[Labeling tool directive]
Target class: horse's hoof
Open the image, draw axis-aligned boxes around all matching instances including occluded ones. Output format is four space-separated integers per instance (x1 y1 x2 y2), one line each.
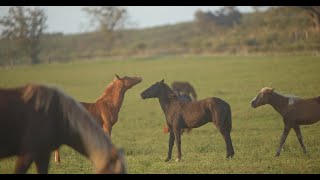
175 158 181 162
226 154 234 159
274 153 280 157
165 158 170 162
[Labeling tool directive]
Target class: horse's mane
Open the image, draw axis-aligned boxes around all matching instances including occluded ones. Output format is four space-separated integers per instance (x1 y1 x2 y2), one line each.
163 83 179 100
21 83 112 161
260 86 301 102
95 80 115 102
22 84 56 113
260 87 274 93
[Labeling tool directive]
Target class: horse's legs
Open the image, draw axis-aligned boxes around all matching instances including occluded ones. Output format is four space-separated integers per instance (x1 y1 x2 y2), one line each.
173 126 182 162
220 130 234 158
14 154 33 174
35 152 51 174
275 126 291 157
165 129 175 162
54 149 60 164
293 125 307 154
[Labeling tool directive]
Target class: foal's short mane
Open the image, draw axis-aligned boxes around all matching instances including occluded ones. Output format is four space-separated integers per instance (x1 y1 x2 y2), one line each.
95 80 115 102
260 86 301 103
163 83 179 100
260 87 274 93
21 84 112 158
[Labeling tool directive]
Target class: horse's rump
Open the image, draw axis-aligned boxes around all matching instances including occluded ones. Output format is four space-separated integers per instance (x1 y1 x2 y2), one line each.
316 96 320 104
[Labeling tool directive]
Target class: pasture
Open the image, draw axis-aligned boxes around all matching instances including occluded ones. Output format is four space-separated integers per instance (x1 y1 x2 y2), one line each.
0 55 320 174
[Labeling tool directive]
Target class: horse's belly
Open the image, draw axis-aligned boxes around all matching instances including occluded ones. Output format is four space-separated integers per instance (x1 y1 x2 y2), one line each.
184 115 210 128
297 117 320 125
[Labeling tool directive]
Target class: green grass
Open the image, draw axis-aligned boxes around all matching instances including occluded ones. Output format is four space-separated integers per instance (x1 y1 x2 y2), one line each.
0 55 320 174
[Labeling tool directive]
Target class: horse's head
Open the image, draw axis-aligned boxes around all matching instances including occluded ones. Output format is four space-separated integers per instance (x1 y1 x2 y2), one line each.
251 87 275 108
97 147 127 174
114 74 143 90
140 79 165 99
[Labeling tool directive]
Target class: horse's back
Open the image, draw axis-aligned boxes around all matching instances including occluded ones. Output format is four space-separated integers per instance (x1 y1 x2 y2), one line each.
315 96 320 104
81 101 105 125
0 87 26 126
288 96 320 125
202 97 231 109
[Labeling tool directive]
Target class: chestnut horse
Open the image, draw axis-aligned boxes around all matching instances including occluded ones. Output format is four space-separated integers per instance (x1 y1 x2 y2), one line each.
0 84 126 174
141 79 234 162
54 75 142 163
251 87 320 156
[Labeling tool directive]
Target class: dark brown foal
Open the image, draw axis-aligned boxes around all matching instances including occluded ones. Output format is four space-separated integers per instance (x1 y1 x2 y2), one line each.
141 79 234 162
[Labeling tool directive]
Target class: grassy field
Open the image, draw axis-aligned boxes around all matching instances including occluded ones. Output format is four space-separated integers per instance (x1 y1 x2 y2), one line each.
0 55 320 174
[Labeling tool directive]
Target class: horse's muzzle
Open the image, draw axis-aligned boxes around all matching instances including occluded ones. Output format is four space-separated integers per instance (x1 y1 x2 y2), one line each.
140 94 146 99
251 101 257 108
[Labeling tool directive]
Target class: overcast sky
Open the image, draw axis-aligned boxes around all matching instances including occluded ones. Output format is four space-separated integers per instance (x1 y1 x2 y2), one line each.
0 6 254 34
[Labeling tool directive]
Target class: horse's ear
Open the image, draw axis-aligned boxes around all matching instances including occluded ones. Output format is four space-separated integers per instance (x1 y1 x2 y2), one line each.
115 74 121 80
160 79 164 84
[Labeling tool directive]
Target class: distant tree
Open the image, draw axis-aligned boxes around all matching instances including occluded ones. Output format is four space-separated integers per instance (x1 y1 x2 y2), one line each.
213 6 242 27
194 10 216 32
194 6 242 32
82 6 128 52
0 6 47 65
297 6 320 32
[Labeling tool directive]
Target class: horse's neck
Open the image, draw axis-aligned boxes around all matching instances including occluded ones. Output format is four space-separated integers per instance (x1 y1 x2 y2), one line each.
63 115 112 169
67 131 112 172
158 87 179 115
100 84 126 114
269 92 289 117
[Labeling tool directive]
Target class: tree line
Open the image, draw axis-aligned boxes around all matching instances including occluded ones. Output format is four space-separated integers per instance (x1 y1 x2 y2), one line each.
0 6 319 66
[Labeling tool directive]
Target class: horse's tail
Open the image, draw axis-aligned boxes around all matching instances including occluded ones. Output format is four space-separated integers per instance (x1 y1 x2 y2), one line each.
221 102 234 158
226 104 232 133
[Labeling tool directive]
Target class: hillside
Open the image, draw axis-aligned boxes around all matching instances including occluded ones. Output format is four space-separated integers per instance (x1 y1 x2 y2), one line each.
0 7 319 65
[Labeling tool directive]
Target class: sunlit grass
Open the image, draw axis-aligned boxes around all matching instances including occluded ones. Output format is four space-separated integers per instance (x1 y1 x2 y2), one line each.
0 54 320 174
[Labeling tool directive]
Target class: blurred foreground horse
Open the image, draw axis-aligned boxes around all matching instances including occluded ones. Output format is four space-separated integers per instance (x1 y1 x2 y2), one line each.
0 84 126 174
